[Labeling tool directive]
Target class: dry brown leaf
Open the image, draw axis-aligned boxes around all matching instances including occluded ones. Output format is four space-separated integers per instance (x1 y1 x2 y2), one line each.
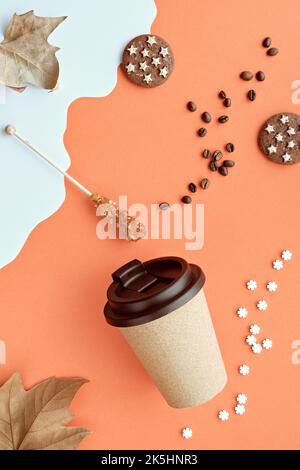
0 372 90 450
0 10 67 90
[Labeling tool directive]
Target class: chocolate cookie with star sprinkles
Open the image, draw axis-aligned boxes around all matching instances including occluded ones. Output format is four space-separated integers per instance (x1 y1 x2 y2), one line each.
122 34 174 88
258 113 300 165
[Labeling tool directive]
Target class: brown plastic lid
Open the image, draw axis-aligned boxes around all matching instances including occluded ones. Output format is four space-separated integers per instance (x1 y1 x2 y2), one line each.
104 256 205 327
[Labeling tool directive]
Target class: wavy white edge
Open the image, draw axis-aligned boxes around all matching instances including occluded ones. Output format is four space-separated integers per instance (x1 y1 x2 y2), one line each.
0 0 157 269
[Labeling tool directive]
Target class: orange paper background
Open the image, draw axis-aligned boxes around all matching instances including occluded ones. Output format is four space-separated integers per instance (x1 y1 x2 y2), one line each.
1 0 300 450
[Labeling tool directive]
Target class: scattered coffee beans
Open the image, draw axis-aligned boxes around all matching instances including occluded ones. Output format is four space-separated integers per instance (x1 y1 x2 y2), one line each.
213 150 223 161
225 142 235 153
256 71 265 81
223 160 235 167
181 195 192 204
247 89 256 101
218 115 229 124
200 178 210 190
187 101 197 112
198 127 207 137
201 112 212 123
240 71 253 81
267 47 278 56
218 165 228 176
224 98 231 107
262 37 272 48
202 149 211 159
159 202 170 211
188 182 197 193
219 90 227 99
209 161 218 172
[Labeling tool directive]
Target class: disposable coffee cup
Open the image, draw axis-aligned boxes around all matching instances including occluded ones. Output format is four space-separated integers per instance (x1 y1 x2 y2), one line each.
104 257 227 408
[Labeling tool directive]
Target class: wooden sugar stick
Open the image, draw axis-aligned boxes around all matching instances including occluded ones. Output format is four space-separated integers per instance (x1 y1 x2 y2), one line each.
4 125 145 241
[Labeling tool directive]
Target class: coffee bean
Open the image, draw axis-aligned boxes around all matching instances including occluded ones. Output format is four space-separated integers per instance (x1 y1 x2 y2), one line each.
225 142 235 153
218 165 228 176
159 202 170 211
218 115 229 124
219 90 226 99
181 195 192 204
209 161 218 172
223 160 235 167
224 98 231 107
202 149 211 159
200 178 210 190
256 71 265 81
247 89 256 101
187 101 197 112
240 71 253 81
201 111 212 123
267 47 279 56
213 150 223 161
262 37 272 48
198 127 207 137
188 182 197 193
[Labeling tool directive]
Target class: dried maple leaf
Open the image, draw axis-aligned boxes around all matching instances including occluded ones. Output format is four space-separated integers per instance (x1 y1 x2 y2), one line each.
0 372 90 450
0 10 66 91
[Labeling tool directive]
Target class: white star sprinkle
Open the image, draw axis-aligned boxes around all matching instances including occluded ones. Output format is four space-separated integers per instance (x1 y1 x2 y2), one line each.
139 61 148 71
152 56 161 67
237 307 248 319
235 404 246 415
147 36 157 46
237 393 248 405
160 46 169 57
141 48 150 58
287 127 296 136
273 259 283 270
246 280 257 291
257 300 268 311
275 133 284 142
268 145 277 155
265 124 275 134
182 427 193 439
239 364 250 376
127 44 138 56
250 324 261 335
280 115 289 124
246 335 257 346
281 249 292 261
282 153 292 163
262 338 273 350
143 74 152 84
218 410 229 422
252 343 263 354
159 66 168 78
267 281 278 292
288 140 296 149
125 63 135 73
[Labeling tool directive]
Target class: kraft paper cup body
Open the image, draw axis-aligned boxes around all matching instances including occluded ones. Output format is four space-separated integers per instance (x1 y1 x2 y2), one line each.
120 289 227 409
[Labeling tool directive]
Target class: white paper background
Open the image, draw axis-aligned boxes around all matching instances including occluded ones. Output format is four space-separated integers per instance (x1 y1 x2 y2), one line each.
0 0 156 269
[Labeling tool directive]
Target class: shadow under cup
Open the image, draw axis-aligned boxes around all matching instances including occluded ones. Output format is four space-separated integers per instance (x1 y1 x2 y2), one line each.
104 256 227 408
